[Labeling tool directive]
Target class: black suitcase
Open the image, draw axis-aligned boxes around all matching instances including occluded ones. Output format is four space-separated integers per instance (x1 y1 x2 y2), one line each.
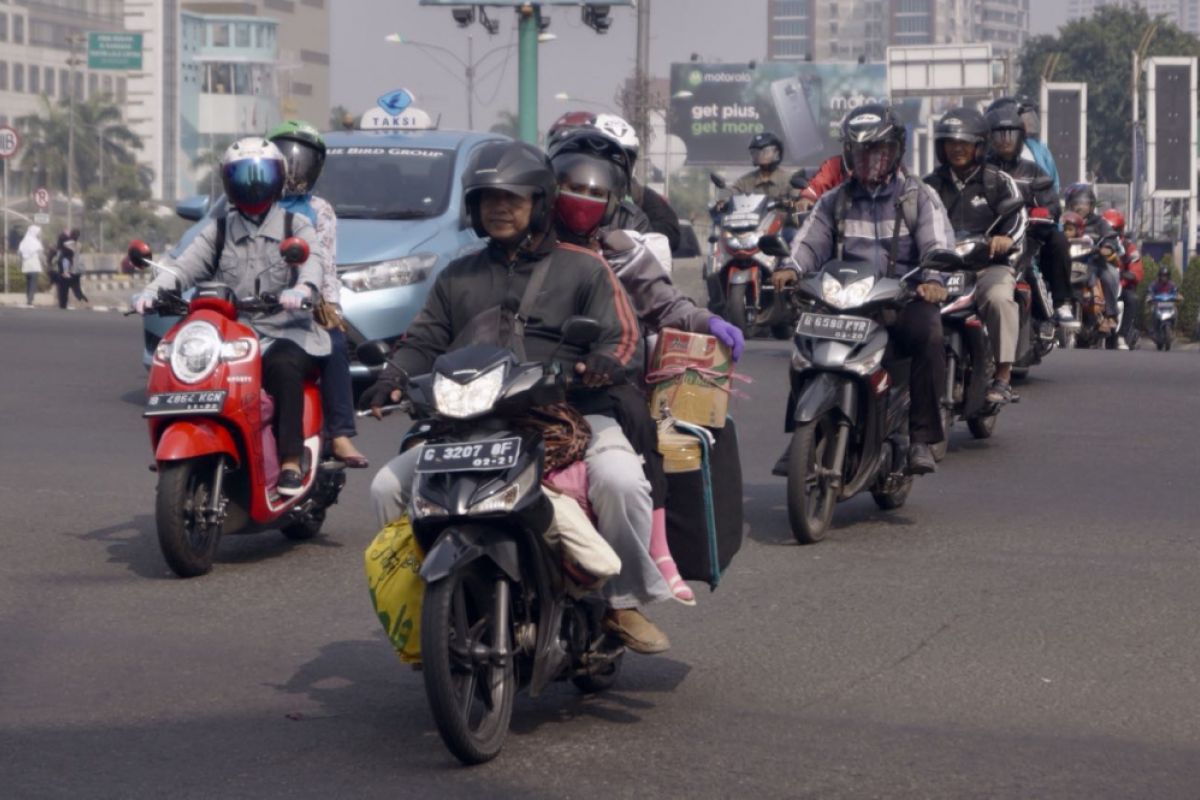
664 417 743 589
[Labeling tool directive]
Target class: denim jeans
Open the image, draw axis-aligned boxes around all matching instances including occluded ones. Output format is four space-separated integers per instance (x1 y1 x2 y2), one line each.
320 327 357 439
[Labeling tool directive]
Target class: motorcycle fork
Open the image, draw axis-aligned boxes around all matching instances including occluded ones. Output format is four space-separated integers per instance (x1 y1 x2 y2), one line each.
205 456 229 527
491 578 512 669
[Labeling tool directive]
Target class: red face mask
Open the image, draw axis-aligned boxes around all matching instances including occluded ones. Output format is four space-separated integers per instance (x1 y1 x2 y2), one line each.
555 190 609 236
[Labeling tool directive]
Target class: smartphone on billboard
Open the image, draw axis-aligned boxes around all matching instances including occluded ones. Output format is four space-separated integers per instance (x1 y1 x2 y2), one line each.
769 76 823 164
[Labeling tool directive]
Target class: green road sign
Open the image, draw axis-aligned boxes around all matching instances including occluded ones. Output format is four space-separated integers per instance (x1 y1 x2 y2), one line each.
88 32 143 70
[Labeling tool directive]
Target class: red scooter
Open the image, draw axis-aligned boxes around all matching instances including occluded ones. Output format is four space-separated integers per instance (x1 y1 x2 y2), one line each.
130 239 346 578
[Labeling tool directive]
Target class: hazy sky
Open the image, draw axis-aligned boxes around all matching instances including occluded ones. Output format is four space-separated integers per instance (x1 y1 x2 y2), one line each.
330 0 1074 132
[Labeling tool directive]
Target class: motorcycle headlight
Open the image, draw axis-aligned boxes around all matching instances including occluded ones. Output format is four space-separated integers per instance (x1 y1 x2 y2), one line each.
154 340 173 363
340 253 437 293
468 461 538 515
821 274 875 309
169 321 221 384
433 364 505 419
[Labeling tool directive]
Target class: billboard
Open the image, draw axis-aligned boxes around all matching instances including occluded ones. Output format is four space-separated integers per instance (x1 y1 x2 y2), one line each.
669 62 920 167
1041 82 1086 187
1145 58 1197 197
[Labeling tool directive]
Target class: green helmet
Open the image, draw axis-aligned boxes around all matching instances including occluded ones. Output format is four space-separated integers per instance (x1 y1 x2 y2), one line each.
267 120 326 196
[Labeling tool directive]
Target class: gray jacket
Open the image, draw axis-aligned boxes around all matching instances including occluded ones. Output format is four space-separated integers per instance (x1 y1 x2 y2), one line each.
601 229 712 335
152 204 330 358
788 173 954 280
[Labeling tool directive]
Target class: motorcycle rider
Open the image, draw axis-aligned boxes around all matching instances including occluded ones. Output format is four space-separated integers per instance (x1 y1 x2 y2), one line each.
985 99 1075 325
592 112 683 252
772 103 956 474
133 137 329 496
923 107 1027 405
1101 209 1142 349
987 96 1060 193
1064 183 1122 333
797 152 848 211
362 141 675 654
547 127 745 606
268 120 368 468
1149 265 1180 299
732 132 793 201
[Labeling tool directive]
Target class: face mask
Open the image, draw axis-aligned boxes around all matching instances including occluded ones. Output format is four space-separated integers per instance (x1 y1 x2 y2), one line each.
555 190 609 236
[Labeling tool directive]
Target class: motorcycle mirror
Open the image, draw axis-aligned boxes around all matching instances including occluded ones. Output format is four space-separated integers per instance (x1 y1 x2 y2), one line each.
995 197 1025 220
758 234 790 259
356 340 391 368
789 172 810 190
921 248 965 272
710 172 727 190
561 316 603 347
127 240 152 269
1030 176 1054 193
280 237 310 266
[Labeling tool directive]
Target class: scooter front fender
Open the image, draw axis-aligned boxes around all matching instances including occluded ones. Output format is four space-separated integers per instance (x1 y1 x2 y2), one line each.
155 420 241 465
793 371 856 425
420 525 522 584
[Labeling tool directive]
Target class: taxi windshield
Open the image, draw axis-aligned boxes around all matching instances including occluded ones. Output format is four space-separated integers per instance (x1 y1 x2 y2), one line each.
320 146 455 219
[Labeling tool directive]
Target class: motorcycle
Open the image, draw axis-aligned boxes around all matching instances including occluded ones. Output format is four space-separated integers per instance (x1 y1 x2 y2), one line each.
1064 235 1123 350
132 239 346 577
1011 208 1059 378
356 320 625 765
770 238 963 544
1149 291 1180 350
705 173 795 339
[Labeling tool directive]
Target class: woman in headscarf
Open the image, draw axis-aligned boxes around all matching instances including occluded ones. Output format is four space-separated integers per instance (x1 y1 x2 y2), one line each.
18 225 44 307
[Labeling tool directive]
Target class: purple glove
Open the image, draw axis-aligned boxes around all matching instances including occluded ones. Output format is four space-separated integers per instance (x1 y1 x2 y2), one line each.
708 316 745 362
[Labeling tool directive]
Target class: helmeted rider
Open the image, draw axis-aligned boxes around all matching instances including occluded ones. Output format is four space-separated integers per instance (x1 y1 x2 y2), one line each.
133 137 328 496
591 112 682 253
924 106 1027 405
987 96 1060 193
1064 182 1122 333
985 98 1075 325
732 131 792 201
547 127 744 606
362 140 676 655
1149 264 1179 299
772 103 956 475
1101 208 1142 349
267 120 368 468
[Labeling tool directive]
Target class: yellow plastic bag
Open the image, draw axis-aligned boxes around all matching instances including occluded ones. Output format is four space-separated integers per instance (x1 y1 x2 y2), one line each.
364 516 425 664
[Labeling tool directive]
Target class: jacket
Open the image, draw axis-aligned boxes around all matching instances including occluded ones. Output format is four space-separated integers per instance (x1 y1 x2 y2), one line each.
732 167 793 201
389 231 640 383
801 155 847 202
19 225 44 274
281 194 340 304
923 163 1026 264
1117 236 1142 289
1023 138 1060 195
598 228 712 335
987 153 1060 218
151 203 330 358
787 172 955 281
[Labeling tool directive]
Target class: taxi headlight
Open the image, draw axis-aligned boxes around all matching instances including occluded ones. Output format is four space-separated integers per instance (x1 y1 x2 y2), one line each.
169 322 221 384
433 365 505 419
340 253 437 292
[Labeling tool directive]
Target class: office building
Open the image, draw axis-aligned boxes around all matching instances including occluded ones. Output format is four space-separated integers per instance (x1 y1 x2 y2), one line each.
1067 0 1200 34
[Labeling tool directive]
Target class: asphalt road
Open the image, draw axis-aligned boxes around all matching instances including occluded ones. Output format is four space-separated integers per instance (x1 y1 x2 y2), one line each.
2 308 1200 800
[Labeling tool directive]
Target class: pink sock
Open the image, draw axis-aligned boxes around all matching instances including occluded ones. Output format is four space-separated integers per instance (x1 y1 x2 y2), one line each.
650 507 695 605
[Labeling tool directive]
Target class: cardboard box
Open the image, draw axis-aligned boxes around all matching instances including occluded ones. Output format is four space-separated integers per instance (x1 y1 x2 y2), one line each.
648 328 732 428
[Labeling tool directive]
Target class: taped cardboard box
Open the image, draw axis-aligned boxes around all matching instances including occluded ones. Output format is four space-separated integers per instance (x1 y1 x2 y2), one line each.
648 328 732 428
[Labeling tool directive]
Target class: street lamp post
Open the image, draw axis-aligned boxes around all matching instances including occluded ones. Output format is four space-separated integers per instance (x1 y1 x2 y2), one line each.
66 34 85 233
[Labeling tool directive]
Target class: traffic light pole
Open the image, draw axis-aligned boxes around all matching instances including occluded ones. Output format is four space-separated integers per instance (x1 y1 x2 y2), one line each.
517 7 538 144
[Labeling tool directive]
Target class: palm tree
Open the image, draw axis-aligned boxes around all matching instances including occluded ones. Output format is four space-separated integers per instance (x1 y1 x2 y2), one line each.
190 136 235 199
16 94 143 197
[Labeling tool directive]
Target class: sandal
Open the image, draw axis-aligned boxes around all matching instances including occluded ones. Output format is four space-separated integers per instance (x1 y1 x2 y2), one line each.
655 555 696 606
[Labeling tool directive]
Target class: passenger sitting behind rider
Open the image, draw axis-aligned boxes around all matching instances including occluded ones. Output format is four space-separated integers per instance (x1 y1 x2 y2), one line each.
134 137 328 496
1064 183 1122 334
362 141 676 654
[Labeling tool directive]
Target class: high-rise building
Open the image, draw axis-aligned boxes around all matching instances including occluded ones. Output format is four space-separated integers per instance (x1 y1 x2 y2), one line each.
1067 0 1200 34
767 0 1029 62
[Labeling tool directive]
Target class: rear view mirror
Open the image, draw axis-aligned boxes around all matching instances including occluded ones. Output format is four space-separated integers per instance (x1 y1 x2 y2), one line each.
921 248 965 272
280 237 310 265
710 172 727 190
356 340 390 367
127 240 152 269
561 316 603 347
995 197 1025 220
175 195 211 222
758 234 790 259
789 171 810 190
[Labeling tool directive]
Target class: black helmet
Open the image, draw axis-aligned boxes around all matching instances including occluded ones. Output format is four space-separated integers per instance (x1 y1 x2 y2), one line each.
841 104 905 187
934 107 988 166
984 95 1019 116
1064 183 1097 217
462 141 557 239
547 129 628 229
985 101 1026 157
1159 265 1171 281
749 131 784 168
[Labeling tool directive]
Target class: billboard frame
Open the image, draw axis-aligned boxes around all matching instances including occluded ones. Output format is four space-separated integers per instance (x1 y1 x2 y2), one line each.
1144 56 1197 200
1041 81 1087 188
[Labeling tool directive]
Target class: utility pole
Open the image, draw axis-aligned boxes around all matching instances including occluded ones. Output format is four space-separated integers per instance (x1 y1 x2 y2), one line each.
517 5 539 144
66 34 85 233
634 0 651 185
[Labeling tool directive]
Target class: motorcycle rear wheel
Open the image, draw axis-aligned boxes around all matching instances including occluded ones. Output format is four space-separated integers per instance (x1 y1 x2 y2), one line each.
967 413 997 439
421 566 515 765
787 416 838 545
871 475 912 510
156 458 222 578
281 508 325 541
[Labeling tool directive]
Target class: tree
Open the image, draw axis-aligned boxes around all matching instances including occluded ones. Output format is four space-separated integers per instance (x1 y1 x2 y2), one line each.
329 104 354 131
15 94 143 196
1016 6 1200 183
489 110 520 139
189 136 236 200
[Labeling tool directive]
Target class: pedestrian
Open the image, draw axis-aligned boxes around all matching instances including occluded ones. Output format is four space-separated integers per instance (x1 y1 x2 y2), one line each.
19 225 45 307
52 229 88 309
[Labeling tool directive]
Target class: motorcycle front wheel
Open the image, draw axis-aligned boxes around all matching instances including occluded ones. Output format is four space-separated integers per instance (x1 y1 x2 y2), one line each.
156 457 223 578
787 415 839 544
421 565 515 765
726 283 749 334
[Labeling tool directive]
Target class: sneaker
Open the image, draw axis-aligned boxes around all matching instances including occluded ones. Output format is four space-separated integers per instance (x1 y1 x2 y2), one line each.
1055 303 1076 323
1117 336 1130 351
602 608 670 655
1098 316 1118 334
985 379 1013 406
277 468 304 497
907 443 937 476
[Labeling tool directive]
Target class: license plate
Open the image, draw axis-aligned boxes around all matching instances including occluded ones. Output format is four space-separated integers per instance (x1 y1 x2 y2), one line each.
945 272 967 294
796 312 872 343
143 390 227 417
415 437 522 474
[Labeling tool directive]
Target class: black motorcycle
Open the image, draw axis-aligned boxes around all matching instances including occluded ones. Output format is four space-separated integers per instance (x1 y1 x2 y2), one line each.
770 240 963 544
358 321 624 765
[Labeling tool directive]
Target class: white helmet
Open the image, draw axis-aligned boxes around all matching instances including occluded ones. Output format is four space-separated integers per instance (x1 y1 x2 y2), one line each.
593 113 639 158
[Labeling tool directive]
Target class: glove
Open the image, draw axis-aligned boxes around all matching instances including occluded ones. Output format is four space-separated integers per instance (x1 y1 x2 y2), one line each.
707 316 746 362
132 290 156 316
358 368 408 420
771 267 799 292
280 287 310 311
574 352 627 388
916 282 948 304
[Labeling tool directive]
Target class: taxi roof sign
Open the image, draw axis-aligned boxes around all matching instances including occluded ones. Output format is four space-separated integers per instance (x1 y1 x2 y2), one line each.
360 106 437 131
